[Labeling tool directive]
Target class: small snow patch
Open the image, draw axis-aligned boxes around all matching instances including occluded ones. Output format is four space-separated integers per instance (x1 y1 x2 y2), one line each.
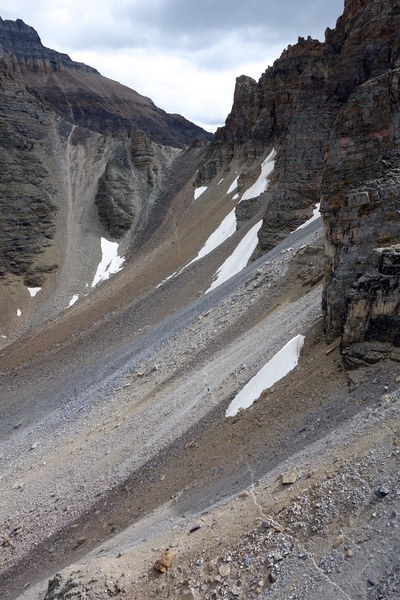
294 203 321 232
69 294 79 307
28 287 41 297
241 149 276 202
17 309 22 317
92 238 125 288
226 335 305 417
227 176 239 195
194 186 207 200
217 178 224 185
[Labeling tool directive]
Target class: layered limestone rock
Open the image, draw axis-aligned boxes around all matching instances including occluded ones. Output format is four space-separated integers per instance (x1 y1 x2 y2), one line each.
95 133 182 240
341 245 400 367
343 246 400 348
321 0 400 345
0 57 58 284
0 18 212 148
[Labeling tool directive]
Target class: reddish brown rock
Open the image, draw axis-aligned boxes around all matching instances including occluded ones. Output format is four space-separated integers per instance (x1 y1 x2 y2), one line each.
154 549 175 573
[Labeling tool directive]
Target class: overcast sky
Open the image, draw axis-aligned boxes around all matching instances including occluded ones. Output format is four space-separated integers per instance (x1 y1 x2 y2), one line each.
0 0 344 131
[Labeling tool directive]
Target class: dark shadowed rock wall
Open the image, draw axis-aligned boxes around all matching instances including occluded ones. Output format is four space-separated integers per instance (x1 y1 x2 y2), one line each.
321 0 400 347
0 57 58 285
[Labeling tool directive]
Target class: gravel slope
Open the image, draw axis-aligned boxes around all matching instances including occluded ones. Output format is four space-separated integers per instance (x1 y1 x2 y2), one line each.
1 216 399 599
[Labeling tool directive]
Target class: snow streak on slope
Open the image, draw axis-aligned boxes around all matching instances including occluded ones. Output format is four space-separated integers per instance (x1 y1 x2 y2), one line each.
160 153 276 290
227 176 239 195
294 203 321 231
69 294 79 307
191 209 237 264
157 209 237 288
241 149 276 202
206 220 263 293
92 238 125 288
226 335 305 417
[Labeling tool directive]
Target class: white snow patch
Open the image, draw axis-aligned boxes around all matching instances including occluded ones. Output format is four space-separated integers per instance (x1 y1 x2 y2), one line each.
92 238 125 288
227 176 239 194
241 149 276 202
1 335 6 339
17 309 22 317
294 202 321 231
156 209 238 289
226 335 305 417
194 186 207 200
191 209 237 264
206 219 263 293
28 287 41 297
233 193 240 201
69 294 79 307
217 178 224 185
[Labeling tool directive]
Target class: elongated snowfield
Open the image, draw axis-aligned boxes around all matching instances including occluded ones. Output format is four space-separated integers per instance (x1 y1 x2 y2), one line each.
226 334 305 417
192 209 237 263
206 220 263 293
240 148 276 202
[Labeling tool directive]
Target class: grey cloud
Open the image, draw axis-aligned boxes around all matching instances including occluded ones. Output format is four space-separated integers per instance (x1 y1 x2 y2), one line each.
119 0 344 48
60 0 344 53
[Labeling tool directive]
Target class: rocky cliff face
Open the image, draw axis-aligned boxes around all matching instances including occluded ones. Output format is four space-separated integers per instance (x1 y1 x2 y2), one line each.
197 0 400 356
197 35 341 250
321 0 400 352
0 56 58 286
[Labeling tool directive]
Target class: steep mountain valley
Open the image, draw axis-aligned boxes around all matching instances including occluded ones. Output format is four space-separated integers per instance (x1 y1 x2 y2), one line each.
1 1 400 599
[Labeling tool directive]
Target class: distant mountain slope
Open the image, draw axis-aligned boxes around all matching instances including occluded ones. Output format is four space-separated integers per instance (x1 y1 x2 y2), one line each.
0 17 212 147
0 19 212 340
